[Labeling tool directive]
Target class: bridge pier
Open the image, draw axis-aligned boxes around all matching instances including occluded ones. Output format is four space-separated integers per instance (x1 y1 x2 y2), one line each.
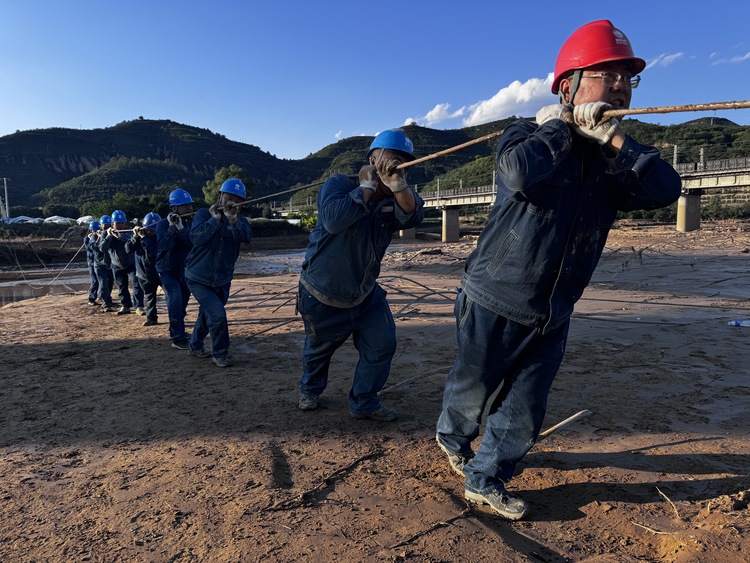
676 190 702 232
442 207 460 243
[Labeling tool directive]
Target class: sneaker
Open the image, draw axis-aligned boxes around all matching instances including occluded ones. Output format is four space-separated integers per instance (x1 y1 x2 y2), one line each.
212 354 234 368
101 304 115 313
116 306 132 315
142 319 158 326
135 307 146 316
349 407 398 422
436 435 473 478
87 300 99 306
298 394 319 411
465 487 529 521
171 339 190 350
188 348 211 359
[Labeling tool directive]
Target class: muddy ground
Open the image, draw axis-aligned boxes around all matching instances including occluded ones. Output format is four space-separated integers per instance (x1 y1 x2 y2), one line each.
1 222 749 562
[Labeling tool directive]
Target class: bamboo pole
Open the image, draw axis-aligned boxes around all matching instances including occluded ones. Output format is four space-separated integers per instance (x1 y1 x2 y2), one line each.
602 99 750 119
146 99 750 211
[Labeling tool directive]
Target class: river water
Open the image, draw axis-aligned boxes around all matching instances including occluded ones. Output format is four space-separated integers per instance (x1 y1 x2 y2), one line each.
0 249 308 306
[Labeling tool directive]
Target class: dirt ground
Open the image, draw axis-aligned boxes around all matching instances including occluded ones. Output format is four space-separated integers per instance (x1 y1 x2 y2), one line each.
1 222 749 562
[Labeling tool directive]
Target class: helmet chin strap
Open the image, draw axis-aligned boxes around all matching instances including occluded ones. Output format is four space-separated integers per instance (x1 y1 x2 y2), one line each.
560 70 582 108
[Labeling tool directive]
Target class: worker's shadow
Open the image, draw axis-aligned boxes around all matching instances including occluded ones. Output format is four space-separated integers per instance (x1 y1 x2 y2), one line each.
514 441 749 521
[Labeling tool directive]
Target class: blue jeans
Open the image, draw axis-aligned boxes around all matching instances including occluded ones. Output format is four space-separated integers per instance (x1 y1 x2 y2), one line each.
436 291 569 492
187 280 231 358
298 283 396 415
160 272 191 341
95 265 114 307
87 263 99 301
138 275 160 322
112 266 143 309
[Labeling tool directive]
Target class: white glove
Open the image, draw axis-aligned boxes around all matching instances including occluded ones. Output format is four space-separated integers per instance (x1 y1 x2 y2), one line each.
573 102 620 145
132 226 142 239
209 204 222 221
168 212 184 230
535 104 571 125
108 227 119 238
224 201 239 225
376 159 408 193
358 164 378 192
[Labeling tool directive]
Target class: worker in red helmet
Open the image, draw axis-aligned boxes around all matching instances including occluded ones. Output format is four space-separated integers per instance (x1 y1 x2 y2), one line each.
436 20 681 521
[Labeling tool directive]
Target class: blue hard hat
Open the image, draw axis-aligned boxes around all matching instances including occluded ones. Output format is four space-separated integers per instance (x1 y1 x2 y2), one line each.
89 220 100 231
169 189 194 206
111 209 127 223
143 212 161 230
220 178 247 199
100 215 112 225
368 129 416 161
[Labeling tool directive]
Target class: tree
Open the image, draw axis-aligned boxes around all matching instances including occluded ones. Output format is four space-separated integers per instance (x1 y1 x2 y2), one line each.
202 165 253 204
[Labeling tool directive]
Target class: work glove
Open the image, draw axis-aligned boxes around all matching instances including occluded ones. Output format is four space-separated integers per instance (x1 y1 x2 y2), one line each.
132 226 142 239
535 104 571 125
209 204 222 221
224 201 239 225
107 227 119 238
358 164 378 193
168 212 184 230
572 102 620 145
376 159 409 193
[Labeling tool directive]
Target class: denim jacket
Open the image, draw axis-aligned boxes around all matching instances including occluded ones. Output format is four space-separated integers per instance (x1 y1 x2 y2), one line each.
84 234 97 265
156 218 193 277
125 234 159 282
462 118 681 333
99 231 135 271
300 174 425 308
91 233 111 268
184 208 252 287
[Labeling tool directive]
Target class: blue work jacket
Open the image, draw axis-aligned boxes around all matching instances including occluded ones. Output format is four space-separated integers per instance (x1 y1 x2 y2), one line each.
184 209 252 287
125 234 159 282
99 230 135 270
462 118 682 333
91 232 111 268
300 174 425 308
83 234 97 265
156 218 193 277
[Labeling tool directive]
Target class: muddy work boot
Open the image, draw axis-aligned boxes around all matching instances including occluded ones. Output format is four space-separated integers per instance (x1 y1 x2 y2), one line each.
212 354 234 368
116 306 132 315
188 348 211 359
298 394 319 411
349 407 398 422
435 435 473 478
465 486 529 521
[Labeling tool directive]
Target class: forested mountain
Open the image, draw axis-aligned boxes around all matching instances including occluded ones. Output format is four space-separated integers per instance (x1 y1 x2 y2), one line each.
1 115 748 217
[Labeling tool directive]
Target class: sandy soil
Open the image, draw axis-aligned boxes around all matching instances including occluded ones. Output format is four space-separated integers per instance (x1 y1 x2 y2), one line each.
1 222 749 562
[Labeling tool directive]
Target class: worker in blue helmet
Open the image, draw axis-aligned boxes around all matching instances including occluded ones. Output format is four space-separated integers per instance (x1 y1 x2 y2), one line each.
157 189 196 349
92 214 116 312
126 212 162 326
184 178 252 367
296 129 425 421
99 210 144 315
84 220 101 306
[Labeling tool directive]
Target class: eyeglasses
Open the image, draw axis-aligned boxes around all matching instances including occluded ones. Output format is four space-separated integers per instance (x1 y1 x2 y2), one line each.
582 72 641 89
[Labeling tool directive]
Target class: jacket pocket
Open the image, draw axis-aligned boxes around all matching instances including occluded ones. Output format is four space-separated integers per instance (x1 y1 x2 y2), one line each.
486 229 519 278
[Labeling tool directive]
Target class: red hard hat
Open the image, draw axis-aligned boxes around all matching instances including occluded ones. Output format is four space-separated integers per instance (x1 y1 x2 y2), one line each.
551 20 646 94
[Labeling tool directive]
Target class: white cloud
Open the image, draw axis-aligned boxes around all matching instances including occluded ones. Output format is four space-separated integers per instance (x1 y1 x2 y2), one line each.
462 74 554 127
334 130 343 140
646 52 684 69
712 51 750 65
405 102 465 127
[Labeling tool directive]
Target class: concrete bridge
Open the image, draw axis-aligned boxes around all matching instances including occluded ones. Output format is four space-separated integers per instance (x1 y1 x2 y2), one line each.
271 157 750 242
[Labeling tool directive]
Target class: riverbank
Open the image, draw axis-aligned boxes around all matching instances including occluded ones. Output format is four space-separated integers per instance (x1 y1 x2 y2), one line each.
1 222 749 561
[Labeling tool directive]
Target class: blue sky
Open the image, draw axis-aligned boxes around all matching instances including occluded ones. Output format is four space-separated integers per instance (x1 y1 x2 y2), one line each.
1 0 749 160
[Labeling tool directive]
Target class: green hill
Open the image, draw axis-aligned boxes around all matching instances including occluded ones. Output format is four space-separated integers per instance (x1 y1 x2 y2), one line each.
1 115 748 216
